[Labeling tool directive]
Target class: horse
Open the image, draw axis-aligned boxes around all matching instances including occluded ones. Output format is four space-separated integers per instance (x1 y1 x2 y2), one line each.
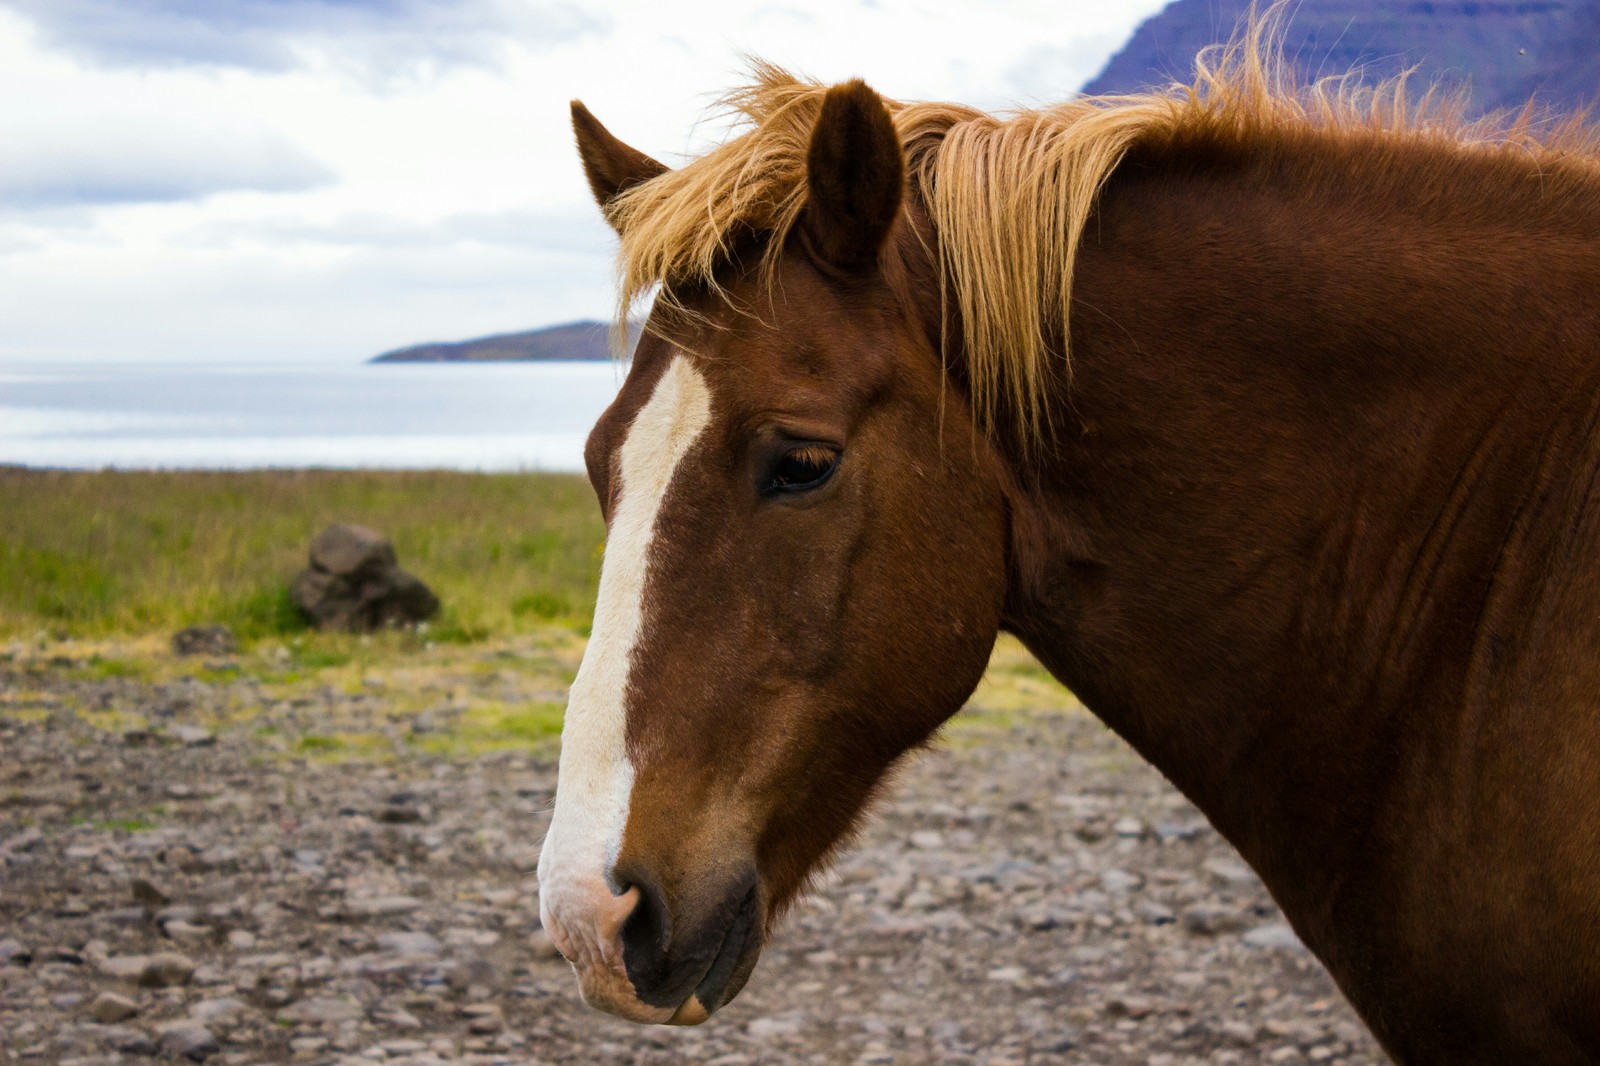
534 22 1600 1064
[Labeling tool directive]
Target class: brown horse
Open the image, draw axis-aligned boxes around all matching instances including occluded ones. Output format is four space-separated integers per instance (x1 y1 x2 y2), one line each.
535 25 1600 1065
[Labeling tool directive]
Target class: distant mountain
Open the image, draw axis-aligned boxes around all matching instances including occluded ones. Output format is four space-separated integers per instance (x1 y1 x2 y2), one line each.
1083 0 1600 118
370 319 640 363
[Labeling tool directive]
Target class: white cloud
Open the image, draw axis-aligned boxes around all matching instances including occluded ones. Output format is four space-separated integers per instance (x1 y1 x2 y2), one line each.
0 120 336 208
0 0 607 81
0 0 1171 364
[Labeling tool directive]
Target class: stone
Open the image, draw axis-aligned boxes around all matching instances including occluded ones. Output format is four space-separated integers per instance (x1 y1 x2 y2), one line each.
376 931 441 956
460 1003 502 1033
88 991 140 1023
172 625 236 657
170 725 216 748
0 936 32 965
138 952 197 987
1204 856 1259 885
165 920 212 943
1242 923 1307 952
99 1025 158 1055
290 524 439 633
1182 904 1249 936
158 1021 219 1061
1 826 44 855
276 995 364 1025
345 895 423 918
189 996 249 1028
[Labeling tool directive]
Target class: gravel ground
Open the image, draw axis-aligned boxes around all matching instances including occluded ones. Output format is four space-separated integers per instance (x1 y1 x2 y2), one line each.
0 637 1388 1066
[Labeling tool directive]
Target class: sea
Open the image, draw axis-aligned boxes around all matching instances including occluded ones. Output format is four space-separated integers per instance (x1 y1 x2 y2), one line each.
0 361 627 472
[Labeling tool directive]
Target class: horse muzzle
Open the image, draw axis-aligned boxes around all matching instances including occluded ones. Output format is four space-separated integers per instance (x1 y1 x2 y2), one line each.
539 864 764 1025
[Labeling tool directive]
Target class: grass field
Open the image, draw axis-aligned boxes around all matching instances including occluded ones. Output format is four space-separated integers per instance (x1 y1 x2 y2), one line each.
0 467 1078 756
0 468 604 642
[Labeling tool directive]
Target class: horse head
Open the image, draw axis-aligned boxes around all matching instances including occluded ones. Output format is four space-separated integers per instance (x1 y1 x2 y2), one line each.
537 81 1015 1024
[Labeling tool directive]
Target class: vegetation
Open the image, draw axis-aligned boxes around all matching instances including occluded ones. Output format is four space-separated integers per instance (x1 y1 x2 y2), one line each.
0 469 603 641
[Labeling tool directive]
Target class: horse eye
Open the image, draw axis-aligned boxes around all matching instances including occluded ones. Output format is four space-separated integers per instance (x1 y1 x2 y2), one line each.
767 445 840 494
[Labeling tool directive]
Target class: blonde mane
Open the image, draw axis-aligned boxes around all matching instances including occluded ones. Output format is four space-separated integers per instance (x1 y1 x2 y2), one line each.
605 11 1599 444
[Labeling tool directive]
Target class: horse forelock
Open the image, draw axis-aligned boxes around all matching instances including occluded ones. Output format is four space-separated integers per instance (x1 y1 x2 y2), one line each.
604 3 1600 454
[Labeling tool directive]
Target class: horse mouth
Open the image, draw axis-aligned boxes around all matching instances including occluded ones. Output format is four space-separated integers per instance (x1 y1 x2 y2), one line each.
665 881 764 1025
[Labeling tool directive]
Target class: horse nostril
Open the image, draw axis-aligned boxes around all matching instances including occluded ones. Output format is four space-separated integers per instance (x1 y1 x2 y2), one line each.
619 876 674 999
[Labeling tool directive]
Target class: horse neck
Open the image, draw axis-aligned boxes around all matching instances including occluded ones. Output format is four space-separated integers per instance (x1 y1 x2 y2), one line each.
988 131 1600 886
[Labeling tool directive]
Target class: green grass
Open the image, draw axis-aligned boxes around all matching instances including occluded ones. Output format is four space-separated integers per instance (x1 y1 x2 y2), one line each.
411 700 565 757
0 469 604 641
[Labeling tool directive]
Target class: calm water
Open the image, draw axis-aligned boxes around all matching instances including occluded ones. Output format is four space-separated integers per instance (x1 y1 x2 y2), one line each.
0 361 626 472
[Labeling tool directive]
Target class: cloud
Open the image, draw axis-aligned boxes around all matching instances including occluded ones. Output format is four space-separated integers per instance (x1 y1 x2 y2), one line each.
0 0 607 79
178 207 612 256
0 122 337 209
1004 35 1128 100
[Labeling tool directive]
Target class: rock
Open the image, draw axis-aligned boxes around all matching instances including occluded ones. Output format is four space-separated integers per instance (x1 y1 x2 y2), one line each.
1 826 44 856
1182 904 1249 936
88 991 140 1023
99 1024 158 1055
137 952 197 987
189 996 249 1028
459 1003 502 1033
169 725 216 748
276 995 364 1025
290 524 440 633
345 895 423 918
165 920 211 943
0 936 32 965
377 803 425 824
1137 901 1177 925
1203 856 1259 885
172 625 236 657
1242 923 1307 952
130 878 169 909
376 931 441 956
158 1021 219 1061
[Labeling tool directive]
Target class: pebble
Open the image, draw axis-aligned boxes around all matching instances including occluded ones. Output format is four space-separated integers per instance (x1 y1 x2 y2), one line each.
345 896 423 918
0 641 1391 1066
1243 923 1307 952
189 996 248 1028
138 952 197 987
170 725 217 747
1204 856 1259 885
277 995 364 1025
376 931 441 956
157 1021 219 1061
87 991 139 1023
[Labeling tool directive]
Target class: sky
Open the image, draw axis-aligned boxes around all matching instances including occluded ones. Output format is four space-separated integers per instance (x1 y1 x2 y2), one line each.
0 0 1172 365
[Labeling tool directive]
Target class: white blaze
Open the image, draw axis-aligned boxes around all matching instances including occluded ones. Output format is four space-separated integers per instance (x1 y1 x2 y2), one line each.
539 354 713 940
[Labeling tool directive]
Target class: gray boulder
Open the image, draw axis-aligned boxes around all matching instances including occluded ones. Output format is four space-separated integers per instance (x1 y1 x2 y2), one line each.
290 524 439 633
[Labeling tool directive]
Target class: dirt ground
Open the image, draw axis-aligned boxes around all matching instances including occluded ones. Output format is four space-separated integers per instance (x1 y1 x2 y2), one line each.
0 634 1388 1065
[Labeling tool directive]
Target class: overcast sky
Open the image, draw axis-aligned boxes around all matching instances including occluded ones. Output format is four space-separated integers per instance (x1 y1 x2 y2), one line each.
0 0 1172 364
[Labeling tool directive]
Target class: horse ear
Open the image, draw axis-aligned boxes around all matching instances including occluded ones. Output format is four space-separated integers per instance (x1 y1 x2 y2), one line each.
571 101 668 229
802 80 904 274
